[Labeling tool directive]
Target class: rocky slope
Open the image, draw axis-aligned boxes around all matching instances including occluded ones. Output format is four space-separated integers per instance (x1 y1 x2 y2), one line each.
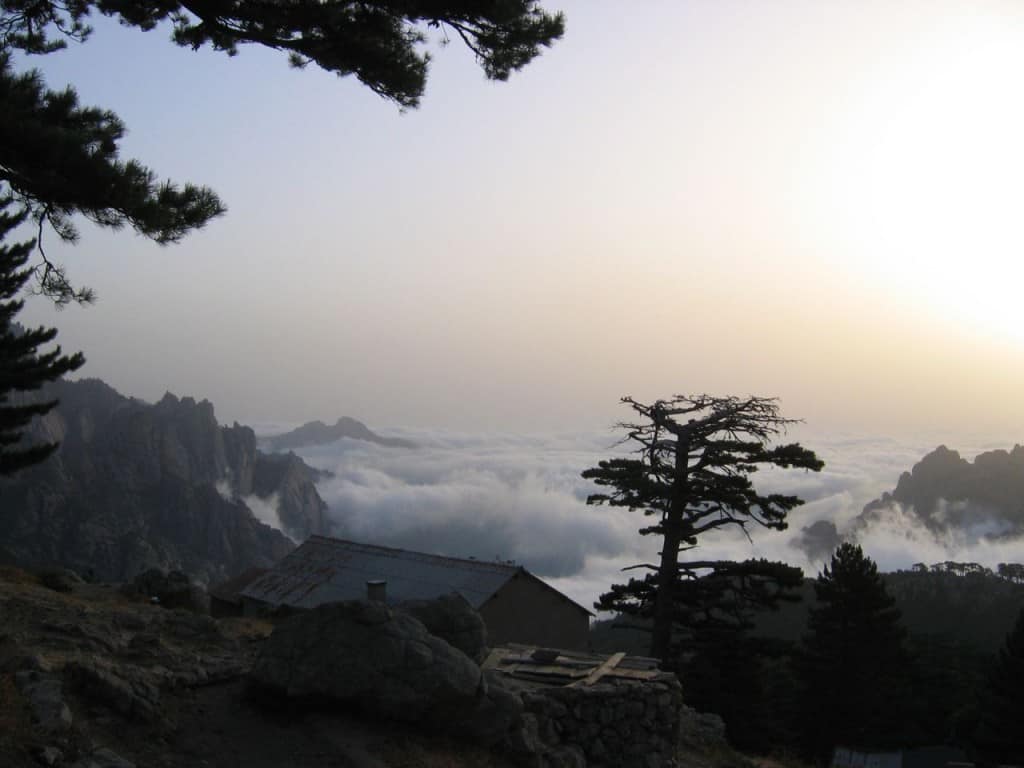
265 417 415 452
0 567 519 768
0 379 332 584
0 567 727 768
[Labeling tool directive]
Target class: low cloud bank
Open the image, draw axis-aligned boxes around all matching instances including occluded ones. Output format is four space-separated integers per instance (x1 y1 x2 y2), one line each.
282 429 1024 610
297 431 641 580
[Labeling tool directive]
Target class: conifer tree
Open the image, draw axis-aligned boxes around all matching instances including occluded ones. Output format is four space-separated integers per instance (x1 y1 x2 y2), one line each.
0 1 563 462
799 543 912 761
0 197 84 475
1 2 564 110
974 607 1024 764
584 394 823 661
1 2 565 301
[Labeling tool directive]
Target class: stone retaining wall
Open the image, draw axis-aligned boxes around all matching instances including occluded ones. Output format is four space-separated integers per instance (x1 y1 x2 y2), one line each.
511 675 682 768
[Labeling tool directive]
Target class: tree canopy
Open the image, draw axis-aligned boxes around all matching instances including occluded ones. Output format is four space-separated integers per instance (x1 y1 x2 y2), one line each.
1 1 565 109
583 394 823 661
1 1 564 302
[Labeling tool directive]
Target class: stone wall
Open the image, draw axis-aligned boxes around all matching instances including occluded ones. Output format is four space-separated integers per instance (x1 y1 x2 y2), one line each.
510 675 683 768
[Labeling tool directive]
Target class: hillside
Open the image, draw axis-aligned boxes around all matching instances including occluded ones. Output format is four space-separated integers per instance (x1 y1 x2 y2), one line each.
749 567 1024 652
0 566 746 768
0 567 517 768
595 567 1024 657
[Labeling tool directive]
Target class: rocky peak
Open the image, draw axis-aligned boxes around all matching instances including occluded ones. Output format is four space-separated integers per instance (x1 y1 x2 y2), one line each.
1 379 335 584
265 416 415 452
860 444 1024 537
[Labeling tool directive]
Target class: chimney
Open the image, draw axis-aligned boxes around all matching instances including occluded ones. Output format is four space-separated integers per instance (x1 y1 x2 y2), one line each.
366 580 387 603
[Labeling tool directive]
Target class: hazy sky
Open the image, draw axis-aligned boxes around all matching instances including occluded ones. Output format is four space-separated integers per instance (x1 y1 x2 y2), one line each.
17 0 1024 437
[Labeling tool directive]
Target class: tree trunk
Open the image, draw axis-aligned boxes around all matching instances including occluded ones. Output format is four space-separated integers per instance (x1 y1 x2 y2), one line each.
650 508 682 661
650 434 689 662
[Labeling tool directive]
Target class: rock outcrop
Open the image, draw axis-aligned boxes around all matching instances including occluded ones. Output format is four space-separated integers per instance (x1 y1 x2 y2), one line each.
251 597 685 767
858 444 1024 536
396 593 489 664
0 570 539 768
0 379 333 584
250 600 485 723
265 416 415 452
251 452 330 541
3 570 689 768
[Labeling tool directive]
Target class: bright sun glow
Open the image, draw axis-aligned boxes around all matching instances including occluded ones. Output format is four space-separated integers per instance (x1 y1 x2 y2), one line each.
814 8 1024 345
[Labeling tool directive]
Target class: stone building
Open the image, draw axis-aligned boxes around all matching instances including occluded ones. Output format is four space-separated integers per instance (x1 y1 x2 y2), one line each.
239 535 592 650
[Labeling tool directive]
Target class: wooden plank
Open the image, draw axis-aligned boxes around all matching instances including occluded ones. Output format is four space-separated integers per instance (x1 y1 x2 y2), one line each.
616 657 660 670
603 668 661 680
506 664 589 678
571 651 626 687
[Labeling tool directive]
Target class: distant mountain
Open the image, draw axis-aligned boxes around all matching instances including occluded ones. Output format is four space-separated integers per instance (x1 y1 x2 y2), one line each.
265 417 415 451
791 444 1024 564
859 444 1024 536
0 379 335 584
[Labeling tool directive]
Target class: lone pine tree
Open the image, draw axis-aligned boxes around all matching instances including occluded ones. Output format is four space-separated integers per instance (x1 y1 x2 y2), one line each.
799 543 912 760
583 395 823 661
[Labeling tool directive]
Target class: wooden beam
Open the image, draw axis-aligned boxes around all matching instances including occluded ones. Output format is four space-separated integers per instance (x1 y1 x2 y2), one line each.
571 651 625 687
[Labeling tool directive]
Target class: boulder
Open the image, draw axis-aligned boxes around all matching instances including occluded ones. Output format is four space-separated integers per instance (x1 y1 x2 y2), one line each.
462 669 524 746
250 600 484 723
678 703 727 750
396 593 488 663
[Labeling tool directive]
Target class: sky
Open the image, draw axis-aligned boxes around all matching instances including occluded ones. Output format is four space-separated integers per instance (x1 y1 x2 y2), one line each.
15 0 1024 438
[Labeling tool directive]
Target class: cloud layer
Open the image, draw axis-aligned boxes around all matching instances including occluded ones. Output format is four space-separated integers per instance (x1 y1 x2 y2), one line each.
277 428 1024 610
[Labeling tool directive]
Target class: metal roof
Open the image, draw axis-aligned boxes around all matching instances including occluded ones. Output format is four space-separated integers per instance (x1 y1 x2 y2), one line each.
239 536 526 610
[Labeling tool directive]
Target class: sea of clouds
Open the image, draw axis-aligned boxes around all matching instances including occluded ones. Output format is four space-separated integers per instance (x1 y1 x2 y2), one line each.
255 426 1024 611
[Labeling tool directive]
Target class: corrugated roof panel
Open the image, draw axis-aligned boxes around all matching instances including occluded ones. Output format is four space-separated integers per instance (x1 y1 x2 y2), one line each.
240 536 522 609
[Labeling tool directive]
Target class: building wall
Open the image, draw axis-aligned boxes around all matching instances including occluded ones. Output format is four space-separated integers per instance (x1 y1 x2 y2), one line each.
479 572 589 650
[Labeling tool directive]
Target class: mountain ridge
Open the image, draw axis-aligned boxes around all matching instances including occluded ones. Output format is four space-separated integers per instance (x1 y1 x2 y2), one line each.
0 378 334 584
265 416 416 452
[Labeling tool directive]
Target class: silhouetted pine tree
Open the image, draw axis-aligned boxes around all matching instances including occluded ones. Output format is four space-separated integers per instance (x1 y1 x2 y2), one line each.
0 198 84 475
584 395 823 661
1 4 563 303
1 3 564 111
799 543 913 762
0 51 226 304
974 608 1024 764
